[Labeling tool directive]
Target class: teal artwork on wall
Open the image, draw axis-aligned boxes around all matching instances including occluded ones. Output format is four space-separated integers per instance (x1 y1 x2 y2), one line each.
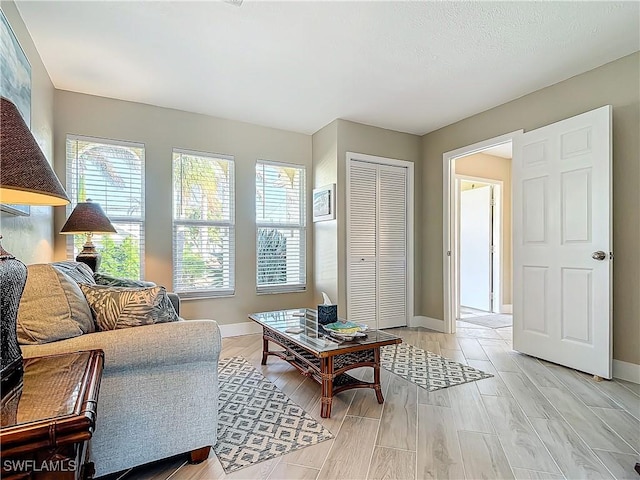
0 10 30 126
0 10 31 216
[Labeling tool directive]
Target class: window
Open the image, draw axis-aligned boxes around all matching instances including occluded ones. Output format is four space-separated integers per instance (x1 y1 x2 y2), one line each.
173 149 235 296
256 161 306 293
66 135 145 279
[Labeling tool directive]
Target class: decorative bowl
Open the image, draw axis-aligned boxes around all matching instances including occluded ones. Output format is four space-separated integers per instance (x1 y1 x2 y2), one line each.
323 322 368 341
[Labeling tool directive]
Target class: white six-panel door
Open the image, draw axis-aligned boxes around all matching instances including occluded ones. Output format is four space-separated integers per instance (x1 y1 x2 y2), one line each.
513 105 612 378
347 159 408 329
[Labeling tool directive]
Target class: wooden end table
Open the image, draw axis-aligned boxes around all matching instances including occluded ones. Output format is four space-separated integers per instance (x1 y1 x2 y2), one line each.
1 350 104 480
249 309 401 418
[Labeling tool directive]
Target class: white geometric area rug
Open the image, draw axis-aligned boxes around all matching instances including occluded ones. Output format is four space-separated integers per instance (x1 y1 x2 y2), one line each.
215 357 333 473
380 343 493 391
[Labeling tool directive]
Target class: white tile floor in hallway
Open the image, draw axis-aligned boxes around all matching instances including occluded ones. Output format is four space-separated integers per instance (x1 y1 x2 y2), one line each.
459 306 492 318
112 325 640 480
458 306 513 330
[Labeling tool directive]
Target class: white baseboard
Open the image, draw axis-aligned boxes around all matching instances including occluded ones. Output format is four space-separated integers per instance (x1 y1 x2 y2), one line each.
219 321 262 338
411 316 445 332
501 304 513 314
613 359 640 384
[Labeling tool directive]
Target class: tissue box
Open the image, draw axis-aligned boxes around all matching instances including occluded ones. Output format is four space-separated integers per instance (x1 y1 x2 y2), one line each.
318 304 338 325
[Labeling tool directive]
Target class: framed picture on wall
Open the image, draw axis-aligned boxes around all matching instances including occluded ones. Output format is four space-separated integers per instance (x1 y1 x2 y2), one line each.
313 184 335 222
0 10 31 125
1 10 32 216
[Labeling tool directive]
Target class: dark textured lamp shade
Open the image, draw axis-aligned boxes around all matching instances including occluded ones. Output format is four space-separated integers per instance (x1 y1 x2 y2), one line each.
60 200 117 272
0 96 69 206
1 97 70 393
60 200 117 235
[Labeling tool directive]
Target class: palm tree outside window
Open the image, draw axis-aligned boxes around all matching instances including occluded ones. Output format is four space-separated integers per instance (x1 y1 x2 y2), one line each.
255 161 306 293
172 149 235 297
66 135 144 279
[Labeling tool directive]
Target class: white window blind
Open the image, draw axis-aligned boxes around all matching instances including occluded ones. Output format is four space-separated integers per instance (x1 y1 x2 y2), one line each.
256 161 306 293
173 149 235 297
66 135 145 279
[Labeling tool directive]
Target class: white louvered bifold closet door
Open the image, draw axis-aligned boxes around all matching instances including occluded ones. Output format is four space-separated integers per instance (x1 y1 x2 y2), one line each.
378 164 408 328
347 160 408 330
347 161 378 329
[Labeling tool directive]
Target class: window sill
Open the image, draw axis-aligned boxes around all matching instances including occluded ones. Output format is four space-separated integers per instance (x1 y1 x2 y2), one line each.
256 287 307 295
177 291 235 300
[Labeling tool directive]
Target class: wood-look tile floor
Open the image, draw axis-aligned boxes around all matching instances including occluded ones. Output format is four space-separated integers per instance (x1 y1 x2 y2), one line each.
110 323 640 480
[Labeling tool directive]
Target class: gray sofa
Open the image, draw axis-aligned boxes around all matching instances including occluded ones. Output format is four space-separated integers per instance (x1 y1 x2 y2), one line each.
18 261 221 477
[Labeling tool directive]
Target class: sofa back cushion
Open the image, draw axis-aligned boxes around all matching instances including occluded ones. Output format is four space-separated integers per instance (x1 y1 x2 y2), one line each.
17 264 96 345
79 284 180 330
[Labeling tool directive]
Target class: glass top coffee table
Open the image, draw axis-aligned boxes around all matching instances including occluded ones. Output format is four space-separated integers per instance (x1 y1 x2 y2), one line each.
249 308 401 418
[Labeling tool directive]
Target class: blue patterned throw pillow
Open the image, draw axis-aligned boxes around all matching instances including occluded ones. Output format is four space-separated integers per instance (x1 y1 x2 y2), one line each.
93 272 154 288
79 284 179 331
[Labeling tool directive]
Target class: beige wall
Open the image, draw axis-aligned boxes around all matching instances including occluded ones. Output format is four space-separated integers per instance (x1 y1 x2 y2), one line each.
53 91 314 325
456 153 512 306
312 120 339 306
311 119 422 317
0 1 56 264
337 120 423 317
422 52 640 365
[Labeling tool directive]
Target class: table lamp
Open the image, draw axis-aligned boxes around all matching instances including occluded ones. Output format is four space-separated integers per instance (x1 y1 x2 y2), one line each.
0 96 70 390
60 199 117 272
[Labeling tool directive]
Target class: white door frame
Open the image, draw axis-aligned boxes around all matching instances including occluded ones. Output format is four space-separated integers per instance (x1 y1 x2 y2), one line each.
456 175 503 315
443 131 522 334
346 151 415 326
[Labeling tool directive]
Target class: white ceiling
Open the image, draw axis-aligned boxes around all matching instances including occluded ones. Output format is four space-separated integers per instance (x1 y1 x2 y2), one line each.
483 143 512 159
16 1 640 136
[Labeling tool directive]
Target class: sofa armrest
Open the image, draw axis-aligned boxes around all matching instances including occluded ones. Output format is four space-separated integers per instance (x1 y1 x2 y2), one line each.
21 319 220 371
167 292 180 315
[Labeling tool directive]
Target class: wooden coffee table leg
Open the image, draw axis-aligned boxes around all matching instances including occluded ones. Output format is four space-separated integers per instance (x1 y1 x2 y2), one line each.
261 334 269 365
320 357 334 418
374 348 384 404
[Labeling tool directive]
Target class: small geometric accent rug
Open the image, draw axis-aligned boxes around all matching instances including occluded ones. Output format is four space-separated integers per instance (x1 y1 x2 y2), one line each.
381 343 493 391
214 357 333 474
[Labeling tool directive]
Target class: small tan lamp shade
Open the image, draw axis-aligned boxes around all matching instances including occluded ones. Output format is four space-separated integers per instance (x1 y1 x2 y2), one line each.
60 200 117 272
0 96 69 206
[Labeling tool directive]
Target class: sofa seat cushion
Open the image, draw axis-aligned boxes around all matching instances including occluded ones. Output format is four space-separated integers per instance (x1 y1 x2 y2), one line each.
79 284 179 330
17 264 96 345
